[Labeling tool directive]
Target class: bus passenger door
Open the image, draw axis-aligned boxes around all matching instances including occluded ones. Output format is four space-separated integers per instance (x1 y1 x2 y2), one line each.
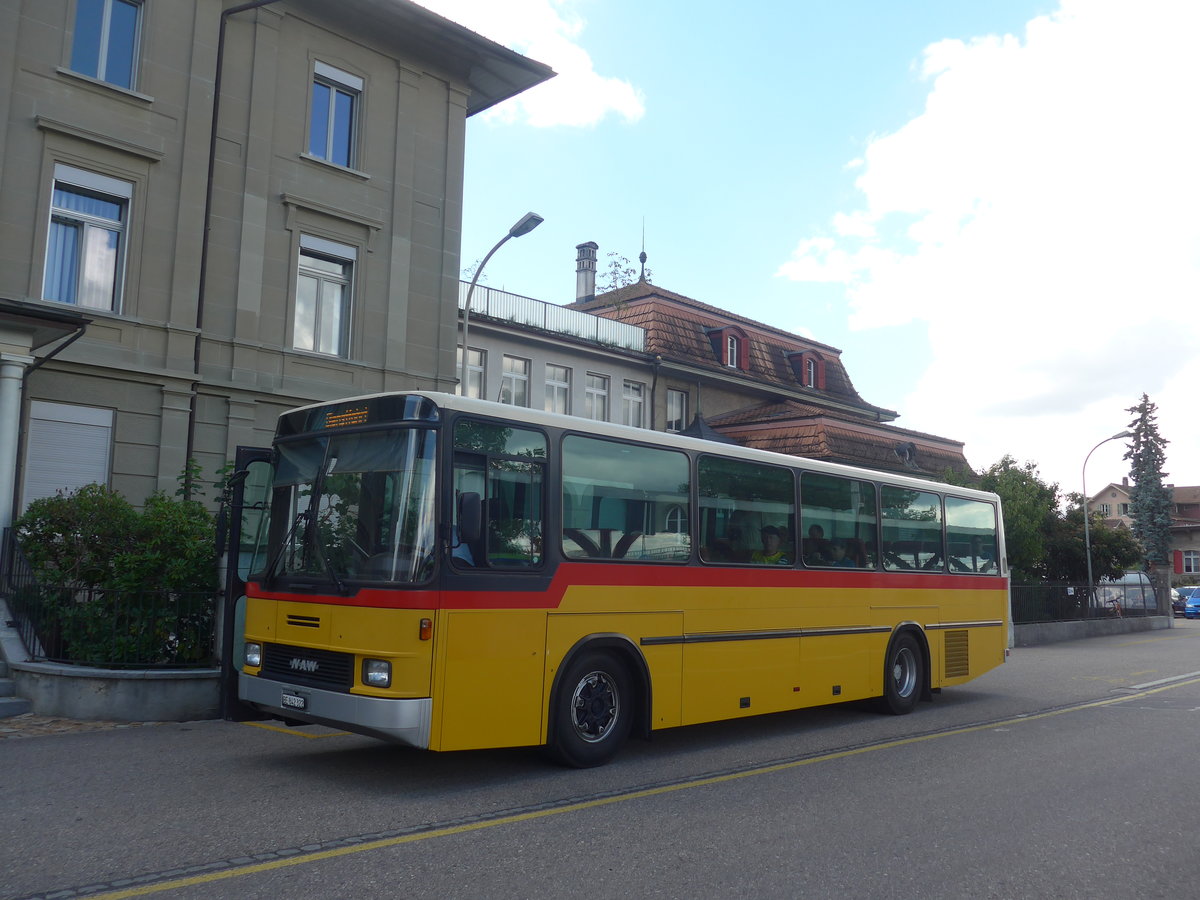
218 446 273 721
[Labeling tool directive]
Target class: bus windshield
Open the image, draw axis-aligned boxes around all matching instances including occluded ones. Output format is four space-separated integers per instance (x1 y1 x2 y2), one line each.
268 426 438 586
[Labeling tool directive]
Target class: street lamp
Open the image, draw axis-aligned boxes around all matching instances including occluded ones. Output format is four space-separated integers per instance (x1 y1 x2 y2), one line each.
1082 430 1135 609
458 212 544 394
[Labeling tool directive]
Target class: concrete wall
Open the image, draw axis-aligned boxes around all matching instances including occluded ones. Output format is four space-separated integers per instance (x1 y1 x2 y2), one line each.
10 662 219 722
1014 615 1172 646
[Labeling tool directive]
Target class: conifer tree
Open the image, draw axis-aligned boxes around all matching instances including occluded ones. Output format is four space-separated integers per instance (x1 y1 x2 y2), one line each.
1123 394 1173 565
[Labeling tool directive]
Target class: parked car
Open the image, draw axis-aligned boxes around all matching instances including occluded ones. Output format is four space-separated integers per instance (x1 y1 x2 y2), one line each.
1172 589 1185 617
1185 588 1200 620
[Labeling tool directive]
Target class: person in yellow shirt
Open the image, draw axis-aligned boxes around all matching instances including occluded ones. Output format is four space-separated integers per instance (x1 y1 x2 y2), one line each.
751 525 791 565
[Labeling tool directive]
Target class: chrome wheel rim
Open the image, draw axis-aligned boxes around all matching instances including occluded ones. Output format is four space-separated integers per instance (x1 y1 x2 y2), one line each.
570 670 619 743
892 646 917 699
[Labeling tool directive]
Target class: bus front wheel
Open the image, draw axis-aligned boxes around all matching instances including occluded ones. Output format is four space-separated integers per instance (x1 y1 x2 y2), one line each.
881 632 923 715
548 651 632 768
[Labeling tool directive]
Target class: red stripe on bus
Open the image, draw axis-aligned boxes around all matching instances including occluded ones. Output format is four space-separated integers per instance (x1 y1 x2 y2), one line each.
248 566 1006 612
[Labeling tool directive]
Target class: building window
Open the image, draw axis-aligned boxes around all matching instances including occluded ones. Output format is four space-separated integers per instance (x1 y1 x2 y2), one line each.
585 374 609 421
43 165 131 310
545 365 571 415
458 347 485 399
1184 550 1200 574
666 389 688 433
790 351 826 389
309 62 362 168
726 335 739 368
1097 503 1111 516
294 235 354 356
70 0 141 89
622 380 645 428
500 355 530 407
1118 503 1130 516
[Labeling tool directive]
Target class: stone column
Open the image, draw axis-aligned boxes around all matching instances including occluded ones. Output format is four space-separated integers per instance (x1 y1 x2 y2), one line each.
0 353 33 532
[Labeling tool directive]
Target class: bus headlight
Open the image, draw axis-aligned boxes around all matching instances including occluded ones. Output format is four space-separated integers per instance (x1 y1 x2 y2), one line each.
244 643 262 668
362 659 391 688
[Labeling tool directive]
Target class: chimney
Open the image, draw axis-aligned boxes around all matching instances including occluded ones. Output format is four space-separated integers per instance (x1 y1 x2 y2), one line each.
1122 477 1129 487
575 241 598 303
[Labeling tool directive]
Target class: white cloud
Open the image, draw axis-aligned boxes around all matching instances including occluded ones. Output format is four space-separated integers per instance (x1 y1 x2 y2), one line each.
413 0 645 128
776 0 1200 489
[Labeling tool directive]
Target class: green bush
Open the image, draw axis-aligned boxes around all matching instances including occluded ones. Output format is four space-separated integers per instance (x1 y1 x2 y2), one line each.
15 478 219 666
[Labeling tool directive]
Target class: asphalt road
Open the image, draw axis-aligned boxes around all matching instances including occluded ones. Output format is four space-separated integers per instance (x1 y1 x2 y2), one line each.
3 621 1199 900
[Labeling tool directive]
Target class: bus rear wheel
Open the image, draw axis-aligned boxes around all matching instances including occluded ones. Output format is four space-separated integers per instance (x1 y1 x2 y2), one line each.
548 651 632 768
881 632 923 715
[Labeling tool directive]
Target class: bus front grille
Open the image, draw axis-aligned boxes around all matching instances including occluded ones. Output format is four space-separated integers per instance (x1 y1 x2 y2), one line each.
262 643 354 690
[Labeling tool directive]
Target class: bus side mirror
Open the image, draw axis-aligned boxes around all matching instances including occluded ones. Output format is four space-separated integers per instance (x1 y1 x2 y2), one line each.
458 492 482 543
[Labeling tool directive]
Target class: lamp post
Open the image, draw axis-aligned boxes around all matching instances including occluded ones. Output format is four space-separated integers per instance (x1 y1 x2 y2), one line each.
458 212 544 394
1083 430 1135 609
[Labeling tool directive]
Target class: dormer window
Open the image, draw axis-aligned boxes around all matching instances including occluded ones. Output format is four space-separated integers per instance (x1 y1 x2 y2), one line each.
707 326 749 371
788 351 826 389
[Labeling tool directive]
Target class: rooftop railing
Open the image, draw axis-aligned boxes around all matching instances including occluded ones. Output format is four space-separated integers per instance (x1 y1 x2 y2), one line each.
459 282 645 352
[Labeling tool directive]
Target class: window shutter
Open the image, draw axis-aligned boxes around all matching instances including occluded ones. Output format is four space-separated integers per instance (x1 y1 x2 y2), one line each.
22 402 114 509
1174 550 1184 574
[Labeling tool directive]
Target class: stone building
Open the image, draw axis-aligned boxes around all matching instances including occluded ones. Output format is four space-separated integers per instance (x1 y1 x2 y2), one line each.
457 242 973 480
0 0 551 531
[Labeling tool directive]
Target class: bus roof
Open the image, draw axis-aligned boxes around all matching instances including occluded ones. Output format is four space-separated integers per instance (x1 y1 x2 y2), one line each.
279 390 1002 505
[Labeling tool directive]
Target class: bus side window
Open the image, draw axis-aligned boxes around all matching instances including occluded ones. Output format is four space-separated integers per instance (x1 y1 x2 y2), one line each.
881 487 943 572
944 497 998 574
562 436 690 563
453 419 547 569
485 459 544 567
697 455 794 565
800 473 879 569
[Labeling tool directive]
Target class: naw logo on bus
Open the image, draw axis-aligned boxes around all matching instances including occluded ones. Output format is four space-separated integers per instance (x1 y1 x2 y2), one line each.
289 658 319 673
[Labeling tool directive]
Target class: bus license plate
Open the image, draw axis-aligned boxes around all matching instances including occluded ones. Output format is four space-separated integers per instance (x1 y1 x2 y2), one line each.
281 692 307 711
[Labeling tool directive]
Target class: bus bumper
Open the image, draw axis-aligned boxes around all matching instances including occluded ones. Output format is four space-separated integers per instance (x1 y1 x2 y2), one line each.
239 673 432 749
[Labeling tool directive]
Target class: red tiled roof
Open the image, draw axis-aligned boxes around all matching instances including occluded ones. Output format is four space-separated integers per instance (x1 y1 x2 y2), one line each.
569 284 892 416
718 420 970 477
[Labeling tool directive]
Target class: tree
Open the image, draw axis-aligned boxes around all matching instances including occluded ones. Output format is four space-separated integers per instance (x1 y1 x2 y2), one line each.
597 251 651 293
1123 393 1172 566
971 455 1058 583
945 455 1141 584
1044 499 1143 583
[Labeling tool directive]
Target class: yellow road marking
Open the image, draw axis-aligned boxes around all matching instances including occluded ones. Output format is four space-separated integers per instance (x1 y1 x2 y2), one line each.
241 721 349 739
84 676 1200 900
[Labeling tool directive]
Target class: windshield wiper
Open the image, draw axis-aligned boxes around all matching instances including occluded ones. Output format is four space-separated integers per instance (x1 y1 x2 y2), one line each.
262 505 309 591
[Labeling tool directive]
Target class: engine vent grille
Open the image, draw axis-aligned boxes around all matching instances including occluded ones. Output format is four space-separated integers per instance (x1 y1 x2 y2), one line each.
944 629 970 678
262 643 353 690
286 614 321 628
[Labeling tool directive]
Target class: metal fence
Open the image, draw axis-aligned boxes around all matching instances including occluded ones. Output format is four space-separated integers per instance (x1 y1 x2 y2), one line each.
459 282 646 351
1011 582 1162 624
1 527 218 669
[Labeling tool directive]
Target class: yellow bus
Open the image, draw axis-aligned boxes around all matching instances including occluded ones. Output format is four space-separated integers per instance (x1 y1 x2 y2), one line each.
238 392 1008 766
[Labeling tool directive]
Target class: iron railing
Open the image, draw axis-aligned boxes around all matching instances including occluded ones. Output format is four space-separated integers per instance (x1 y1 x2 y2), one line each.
1011 582 1163 624
1 528 218 669
459 281 645 351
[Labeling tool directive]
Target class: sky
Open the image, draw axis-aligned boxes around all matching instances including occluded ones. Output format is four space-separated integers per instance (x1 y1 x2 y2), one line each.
415 0 1198 499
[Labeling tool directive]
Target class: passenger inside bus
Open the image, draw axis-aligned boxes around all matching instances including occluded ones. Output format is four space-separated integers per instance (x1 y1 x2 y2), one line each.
804 523 830 565
751 525 791 565
828 542 856 567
